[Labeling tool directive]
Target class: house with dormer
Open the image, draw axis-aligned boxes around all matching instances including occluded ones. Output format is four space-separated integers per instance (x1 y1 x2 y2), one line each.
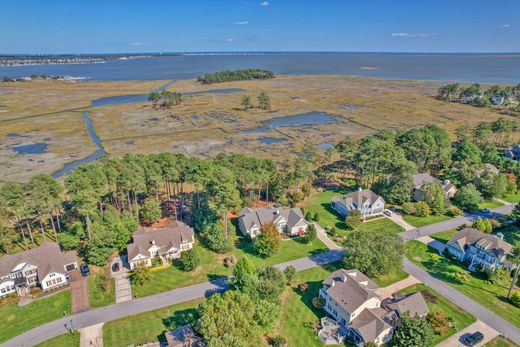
412 173 457 201
319 269 428 346
0 242 78 297
238 206 308 238
331 189 385 219
446 228 513 272
127 220 195 270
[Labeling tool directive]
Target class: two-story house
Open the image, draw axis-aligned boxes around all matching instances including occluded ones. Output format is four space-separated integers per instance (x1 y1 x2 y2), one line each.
446 228 513 272
238 206 308 238
0 242 78 297
412 173 457 202
127 220 195 270
331 189 385 219
319 269 428 346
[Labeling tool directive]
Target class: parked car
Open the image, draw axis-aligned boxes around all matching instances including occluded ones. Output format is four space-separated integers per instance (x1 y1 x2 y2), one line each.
383 210 393 216
80 263 90 277
463 331 484 346
112 262 120 273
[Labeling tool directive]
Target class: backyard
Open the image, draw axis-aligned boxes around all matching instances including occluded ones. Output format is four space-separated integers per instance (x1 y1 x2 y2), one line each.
398 284 476 345
0 290 72 343
406 240 520 328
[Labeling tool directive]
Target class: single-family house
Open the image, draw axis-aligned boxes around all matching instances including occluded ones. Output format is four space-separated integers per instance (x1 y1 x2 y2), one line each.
319 269 428 346
504 144 520 162
412 173 457 201
127 220 195 270
331 189 385 219
0 242 78 297
238 206 308 238
446 228 513 272
491 96 505 105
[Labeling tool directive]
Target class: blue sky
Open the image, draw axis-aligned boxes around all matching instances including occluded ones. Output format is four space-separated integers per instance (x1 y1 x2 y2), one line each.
1 0 519 54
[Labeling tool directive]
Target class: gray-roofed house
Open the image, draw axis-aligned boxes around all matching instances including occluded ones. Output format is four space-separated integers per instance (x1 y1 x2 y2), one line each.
446 228 513 272
238 206 308 238
0 242 78 297
165 325 205 347
331 188 385 219
319 269 428 346
504 144 520 162
127 220 195 270
412 173 457 202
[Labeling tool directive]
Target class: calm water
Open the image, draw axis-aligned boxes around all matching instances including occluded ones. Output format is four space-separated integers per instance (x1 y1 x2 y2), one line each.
257 137 288 144
263 112 339 128
12 143 48 154
1 53 519 83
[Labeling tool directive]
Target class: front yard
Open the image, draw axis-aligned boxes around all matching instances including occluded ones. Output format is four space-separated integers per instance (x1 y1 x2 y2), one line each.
35 332 80 347
403 214 452 228
485 336 520 347
503 192 520 204
87 272 115 308
398 284 476 345
0 289 72 343
406 240 520 328
479 199 504 210
299 189 350 233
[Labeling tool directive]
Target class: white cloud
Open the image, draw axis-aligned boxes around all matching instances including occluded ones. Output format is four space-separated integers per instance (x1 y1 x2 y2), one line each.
391 32 437 38
233 21 249 25
500 24 511 28
132 41 144 46
226 38 234 42
260 1 269 7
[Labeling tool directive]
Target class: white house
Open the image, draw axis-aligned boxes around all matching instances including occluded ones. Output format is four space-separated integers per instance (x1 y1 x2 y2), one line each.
127 220 195 270
0 242 78 297
331 189 385 219
238 206 308 238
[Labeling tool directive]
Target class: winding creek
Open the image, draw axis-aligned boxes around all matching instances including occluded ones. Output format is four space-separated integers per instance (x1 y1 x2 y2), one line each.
50 81 245 178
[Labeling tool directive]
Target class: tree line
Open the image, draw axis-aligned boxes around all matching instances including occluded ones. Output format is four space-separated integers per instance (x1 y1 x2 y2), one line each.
148 89 182 109
197 68 274 84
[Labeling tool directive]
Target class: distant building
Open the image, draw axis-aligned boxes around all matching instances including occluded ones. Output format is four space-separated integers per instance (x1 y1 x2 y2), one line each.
504 144 520 162
0 242 78 297
238 206 308 238
331 189 385 219
491 96 505 105
412 173 457 202
446 228 513 272
127 221 195 270
319 269 428 346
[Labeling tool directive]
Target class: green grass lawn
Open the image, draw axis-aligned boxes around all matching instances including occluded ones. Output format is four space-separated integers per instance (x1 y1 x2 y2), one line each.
485 336 520 347
431 228 458 243
103 299 202 347
495 224 520 248
355 217 404 235
398 284 476 345
479 199 504 209
372 268 409 287
403 214 452 228
406 240 520 328
299 189 351 233
35 332 80 347
503 192 520 204
0 290 71 343
88 272 115 308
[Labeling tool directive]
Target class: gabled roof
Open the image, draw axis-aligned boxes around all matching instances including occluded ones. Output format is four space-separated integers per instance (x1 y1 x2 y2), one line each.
165 325 205 347
350 307 390 343
323 269 380 313
127 221 195 262
239 206 307 231
382 292 428 318
447 228 513 258
0 242 77 279
335 189 383 209
412 173 439 188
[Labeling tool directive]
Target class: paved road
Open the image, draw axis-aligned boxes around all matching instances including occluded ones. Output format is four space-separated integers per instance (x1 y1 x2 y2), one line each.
1 250 343 347
404 259 520 344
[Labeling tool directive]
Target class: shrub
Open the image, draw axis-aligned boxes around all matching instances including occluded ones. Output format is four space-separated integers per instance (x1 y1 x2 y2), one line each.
255 223 282 257
270 335 287 347
345 209 362 230
283 266 297 286
415 201 431 217
129 265 152 286
313 212 320 222
151 257 163 267
472 218 492 233
489 218 502 230
447 206 464 217
178 248 200 272
305 211 312 221
312 296 326 309
299 282 309 292
402 202 417 216
302 224 317 244
510 291 520 308
224 255 237 268
427 311 452 335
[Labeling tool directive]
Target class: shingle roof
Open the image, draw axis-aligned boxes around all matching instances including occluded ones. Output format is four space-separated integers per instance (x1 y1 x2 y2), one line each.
412 173 439 187
350 307 390 343
0 242 77 279
127 221 195 262
239 206 306 230
165 325 205 347
323 269 380 313
383 292 428 318
336 189 383 209
447 228 513 257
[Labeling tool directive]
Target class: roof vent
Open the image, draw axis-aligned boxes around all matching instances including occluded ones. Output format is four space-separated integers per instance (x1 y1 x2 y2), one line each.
358 187 363 192
496 232 504 240
151 240 156 245
275 209 280 215
342 274 348 282
331 280 335 287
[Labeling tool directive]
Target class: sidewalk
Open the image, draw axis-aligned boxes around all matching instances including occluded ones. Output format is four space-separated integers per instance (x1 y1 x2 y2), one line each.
436 320 498 347
79 322 104 347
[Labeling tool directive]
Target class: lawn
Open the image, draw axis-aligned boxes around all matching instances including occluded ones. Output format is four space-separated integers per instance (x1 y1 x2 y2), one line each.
485 336 520 347
88 271 115 308
299 189 351 233
403 214 452 228
372 268 409 287
35 332 80 347
406 240 520 328
0 289 71 343
431 228 458 243
503 192 520 204
355 217 404 235
398 284 476 345
495 224 520 248
479 199 504 209
103 299 202 347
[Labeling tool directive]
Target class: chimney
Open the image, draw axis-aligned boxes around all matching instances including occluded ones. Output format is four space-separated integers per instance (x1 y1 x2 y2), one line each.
151 240 156 245
331 280 335 287
496 232 504 240
342 274 348 282
275 209 280 215
358 187 362 192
